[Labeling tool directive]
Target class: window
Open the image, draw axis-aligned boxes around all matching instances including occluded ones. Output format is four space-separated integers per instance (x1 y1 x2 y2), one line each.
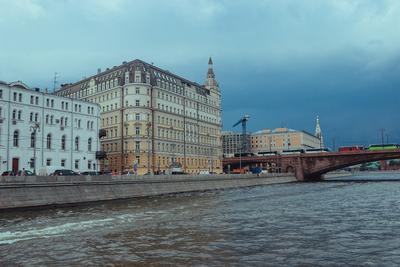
46 134 52 149
135 113 140 121
13 130 19 147
46 99 49 107
46 115 49 124
46 159 51 166
34 113 38 122
135 100 140 107
65 102 68 110
61 135 66 150
88 160 92 170
0 89 2 98
18 93 22 102
135 141 140 152
30 132 36 148
50 115 53 124
75 160 79 169
12 110 16 120
30 158 35 168
88 138 92 152
75 136 79 151
51 99 54 107
17 110 22 120
135 87 140 94
61 159 66 167
135 127 140 136
30 95 34 104
35 96 39 105
13 92 17 101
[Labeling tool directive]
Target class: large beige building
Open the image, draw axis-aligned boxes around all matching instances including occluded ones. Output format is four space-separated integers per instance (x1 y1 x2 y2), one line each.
251 128 322 154
55 58 222 174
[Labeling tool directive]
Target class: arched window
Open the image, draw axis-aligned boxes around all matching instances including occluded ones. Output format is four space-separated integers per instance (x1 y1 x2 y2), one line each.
18 110 22 120
75 136 79 151
13 130 19 147
88 138 92 152
61 135 66 150
46 134 52 149
12 110 17 120
30 132 36 148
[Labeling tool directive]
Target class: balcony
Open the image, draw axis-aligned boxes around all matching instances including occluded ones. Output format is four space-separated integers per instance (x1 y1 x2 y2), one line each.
96 151 107 159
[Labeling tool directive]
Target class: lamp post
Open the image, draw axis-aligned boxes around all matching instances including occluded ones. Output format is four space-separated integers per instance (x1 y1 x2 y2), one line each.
30 122 40 175
147 122 152 174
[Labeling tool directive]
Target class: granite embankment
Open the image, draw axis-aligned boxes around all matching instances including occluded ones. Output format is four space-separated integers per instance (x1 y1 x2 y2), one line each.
0 173 296 210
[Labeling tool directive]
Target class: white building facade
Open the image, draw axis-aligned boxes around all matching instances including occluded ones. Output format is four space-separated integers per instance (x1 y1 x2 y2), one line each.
0 81 101 174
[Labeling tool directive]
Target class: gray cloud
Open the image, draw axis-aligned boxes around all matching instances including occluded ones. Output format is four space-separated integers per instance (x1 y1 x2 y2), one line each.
0 0 399 147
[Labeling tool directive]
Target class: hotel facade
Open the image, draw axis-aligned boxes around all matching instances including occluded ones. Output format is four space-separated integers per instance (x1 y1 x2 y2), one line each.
0 81 101 174
55 58 222 174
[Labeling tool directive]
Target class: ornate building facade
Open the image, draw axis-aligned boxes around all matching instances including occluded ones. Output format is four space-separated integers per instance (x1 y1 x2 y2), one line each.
55 58 222 174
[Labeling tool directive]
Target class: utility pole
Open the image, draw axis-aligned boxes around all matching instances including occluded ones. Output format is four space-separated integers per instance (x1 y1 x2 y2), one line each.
30 122 40 175
381 128 385 146
386 134 389 145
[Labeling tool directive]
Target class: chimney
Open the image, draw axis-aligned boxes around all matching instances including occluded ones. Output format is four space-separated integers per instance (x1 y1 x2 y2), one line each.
97 68 101 74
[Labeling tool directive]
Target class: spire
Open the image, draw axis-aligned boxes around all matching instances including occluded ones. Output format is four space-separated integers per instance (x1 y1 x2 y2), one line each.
205 57 218 88
315 116 324 148
207 57 215 78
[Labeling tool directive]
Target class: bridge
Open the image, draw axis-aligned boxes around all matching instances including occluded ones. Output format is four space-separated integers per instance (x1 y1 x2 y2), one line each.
223 150 400 181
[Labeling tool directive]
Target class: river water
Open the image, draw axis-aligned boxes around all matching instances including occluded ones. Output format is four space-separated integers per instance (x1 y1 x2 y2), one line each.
1 172 400 266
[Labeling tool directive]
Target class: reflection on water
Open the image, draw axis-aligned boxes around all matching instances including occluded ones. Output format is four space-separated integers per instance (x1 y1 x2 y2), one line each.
1 172 400 266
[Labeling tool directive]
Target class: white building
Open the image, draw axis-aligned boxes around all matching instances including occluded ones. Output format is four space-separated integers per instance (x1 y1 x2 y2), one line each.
0 81 101 174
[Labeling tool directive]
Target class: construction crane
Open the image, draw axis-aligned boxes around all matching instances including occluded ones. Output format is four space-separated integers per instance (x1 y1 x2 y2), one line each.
233 115 250 154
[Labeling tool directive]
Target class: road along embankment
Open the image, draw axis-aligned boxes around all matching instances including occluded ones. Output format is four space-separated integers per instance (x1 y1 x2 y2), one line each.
0 173 296 210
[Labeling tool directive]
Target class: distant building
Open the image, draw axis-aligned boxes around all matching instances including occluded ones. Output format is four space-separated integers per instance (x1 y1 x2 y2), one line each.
250 128 322 154
0 81 100 174
55 58 222 174
222 131 250 157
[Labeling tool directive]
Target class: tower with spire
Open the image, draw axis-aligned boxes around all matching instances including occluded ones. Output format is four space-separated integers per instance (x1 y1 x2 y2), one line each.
315 116 324 148
205 57 219 89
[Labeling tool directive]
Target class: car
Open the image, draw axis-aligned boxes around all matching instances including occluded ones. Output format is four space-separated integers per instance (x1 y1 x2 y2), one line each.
38 166 66 176
53 169 80 176
80 171 101 176
1 171 17 176
17 170 34 176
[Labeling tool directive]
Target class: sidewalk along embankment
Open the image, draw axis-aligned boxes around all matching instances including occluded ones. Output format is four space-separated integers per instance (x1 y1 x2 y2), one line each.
0 173 296 210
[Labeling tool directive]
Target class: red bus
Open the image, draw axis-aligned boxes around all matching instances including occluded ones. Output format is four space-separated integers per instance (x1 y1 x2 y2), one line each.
338 146 364 152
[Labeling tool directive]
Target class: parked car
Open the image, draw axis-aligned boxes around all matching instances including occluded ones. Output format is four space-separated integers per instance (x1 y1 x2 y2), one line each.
38 166 66 176
53 169 79 176
17 170 34 176
1 171 17 176
80 171 101 176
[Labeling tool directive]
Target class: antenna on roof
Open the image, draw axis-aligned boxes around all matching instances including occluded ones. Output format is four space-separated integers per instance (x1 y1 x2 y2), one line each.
53 72 59 92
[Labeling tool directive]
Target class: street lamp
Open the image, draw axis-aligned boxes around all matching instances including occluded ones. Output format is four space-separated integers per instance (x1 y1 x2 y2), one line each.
146 122 152 174
30 122 40 175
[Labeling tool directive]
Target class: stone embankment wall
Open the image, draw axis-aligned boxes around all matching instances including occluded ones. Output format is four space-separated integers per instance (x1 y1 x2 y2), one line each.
0 174 296 210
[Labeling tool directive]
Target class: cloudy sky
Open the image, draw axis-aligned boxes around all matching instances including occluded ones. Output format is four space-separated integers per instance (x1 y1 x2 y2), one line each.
1 0 399 148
